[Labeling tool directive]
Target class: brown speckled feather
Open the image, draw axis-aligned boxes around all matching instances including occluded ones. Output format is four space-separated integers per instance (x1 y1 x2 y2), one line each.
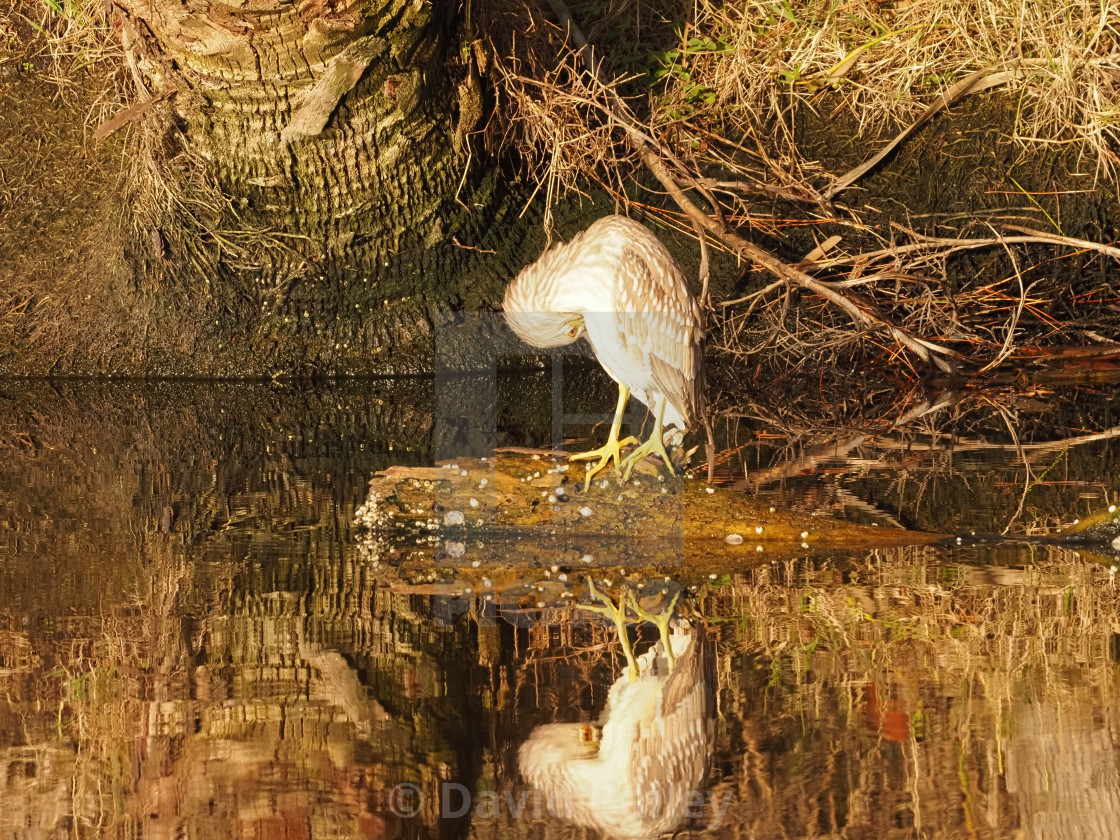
615 246 704 426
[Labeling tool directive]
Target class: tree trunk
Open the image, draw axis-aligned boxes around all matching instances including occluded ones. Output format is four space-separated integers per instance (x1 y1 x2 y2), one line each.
90 0 525 376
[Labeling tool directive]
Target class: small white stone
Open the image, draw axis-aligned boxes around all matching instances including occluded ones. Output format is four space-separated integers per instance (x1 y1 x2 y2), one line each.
1110 505 1117 514
470 558 480 567
447 542 466 558
469 498 479 508
800 531 809 539
756 545 763 552
725 533 744 545
444 510 465 526
548 495 556 503
755 526 763 534
706 487 715 494
661 488 667 494
461 470 468 476
479 478 488 488
580 506 592 517
708 573 717 579
581 554 593 564
801 542 809 549
769 506 776 513
553 487 564 496
550 564 559 572
558 573 568 582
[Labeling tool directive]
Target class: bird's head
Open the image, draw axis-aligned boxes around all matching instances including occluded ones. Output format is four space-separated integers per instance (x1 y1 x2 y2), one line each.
502 243 590 348
502 307 585 349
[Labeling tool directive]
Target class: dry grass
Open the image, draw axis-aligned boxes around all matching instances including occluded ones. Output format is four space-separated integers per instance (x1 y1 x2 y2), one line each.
7 0 125 113
485 0 1120 196
480 0 1120 380
674 0 1120 172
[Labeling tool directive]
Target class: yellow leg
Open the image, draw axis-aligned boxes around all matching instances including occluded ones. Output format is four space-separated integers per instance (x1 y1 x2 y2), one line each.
579 578 640 683
619 398 676 481
570 382 639 491
626 588 682 670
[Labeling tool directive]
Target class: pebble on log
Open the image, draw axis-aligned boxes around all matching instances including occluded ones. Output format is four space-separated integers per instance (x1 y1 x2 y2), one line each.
354 449 945 571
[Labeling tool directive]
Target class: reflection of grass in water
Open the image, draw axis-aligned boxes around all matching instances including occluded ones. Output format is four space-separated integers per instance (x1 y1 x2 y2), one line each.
506 549 1120 835
702 546 1120 832
58 608 151 830
709 386 1120 536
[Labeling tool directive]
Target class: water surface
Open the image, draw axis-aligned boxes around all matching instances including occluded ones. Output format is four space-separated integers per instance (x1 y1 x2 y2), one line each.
1 377 1118 839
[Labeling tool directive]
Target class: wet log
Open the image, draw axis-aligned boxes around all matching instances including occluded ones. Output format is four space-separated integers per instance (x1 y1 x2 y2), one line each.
354 449 945 573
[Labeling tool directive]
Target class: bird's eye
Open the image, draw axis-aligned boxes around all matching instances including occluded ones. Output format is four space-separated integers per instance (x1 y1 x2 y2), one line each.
566 325 580 339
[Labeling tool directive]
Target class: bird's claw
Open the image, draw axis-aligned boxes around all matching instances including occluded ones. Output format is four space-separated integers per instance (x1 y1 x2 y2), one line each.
626 589 682 670
579 578 640 683
571 435 640 491
619 433 677 482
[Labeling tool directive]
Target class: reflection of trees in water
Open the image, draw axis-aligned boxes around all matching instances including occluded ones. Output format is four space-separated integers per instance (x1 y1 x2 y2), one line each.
5 546 1120 837
710 381 1120 535
3 383 1120 837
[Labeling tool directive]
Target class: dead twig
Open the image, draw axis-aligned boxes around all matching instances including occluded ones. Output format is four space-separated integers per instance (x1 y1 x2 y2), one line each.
542 0 960 373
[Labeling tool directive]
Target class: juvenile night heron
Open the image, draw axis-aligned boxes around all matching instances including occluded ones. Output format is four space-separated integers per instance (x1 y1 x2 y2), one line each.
503 216 704 487
518 583 714 840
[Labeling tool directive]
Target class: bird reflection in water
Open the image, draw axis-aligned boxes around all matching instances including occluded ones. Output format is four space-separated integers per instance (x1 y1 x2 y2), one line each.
519 581 716 840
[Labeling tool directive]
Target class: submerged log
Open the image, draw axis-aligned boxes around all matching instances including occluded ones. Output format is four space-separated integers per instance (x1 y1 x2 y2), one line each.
355 449 945 573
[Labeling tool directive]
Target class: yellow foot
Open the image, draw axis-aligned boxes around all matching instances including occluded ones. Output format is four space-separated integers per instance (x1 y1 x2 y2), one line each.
619 432 676 482
571 434 640 490
579 578 640 682
626 587 682 670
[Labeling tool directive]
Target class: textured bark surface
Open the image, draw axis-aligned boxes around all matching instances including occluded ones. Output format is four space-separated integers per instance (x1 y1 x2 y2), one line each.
121 0 464 257
0 0 533 377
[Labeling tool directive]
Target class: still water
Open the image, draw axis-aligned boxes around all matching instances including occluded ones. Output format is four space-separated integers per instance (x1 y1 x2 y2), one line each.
1 374 1119 840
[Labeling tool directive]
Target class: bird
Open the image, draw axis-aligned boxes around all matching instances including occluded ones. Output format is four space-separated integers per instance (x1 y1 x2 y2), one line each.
503 215 704 488
518 581 714 840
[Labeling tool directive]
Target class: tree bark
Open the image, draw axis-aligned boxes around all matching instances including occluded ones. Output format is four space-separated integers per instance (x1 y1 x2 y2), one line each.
98 0 522 376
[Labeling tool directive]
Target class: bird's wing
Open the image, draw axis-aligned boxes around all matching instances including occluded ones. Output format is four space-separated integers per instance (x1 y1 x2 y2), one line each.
617 248 705 426
628 627 714 824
